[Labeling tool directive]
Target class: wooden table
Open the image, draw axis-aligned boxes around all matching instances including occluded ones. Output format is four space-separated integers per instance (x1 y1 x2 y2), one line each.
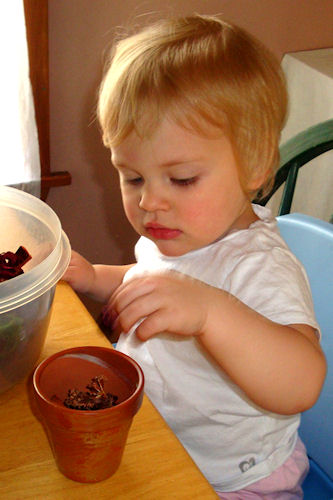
0 282 216 499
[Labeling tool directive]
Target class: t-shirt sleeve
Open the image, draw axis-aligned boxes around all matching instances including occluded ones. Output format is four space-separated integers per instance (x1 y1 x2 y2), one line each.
224 246 320 333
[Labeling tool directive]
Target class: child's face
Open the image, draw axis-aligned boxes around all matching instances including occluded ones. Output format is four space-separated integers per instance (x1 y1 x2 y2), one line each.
111 118 258 256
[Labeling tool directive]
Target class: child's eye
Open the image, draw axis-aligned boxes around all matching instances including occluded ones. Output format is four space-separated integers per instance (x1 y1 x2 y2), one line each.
125 177 143 186
171 177 198 186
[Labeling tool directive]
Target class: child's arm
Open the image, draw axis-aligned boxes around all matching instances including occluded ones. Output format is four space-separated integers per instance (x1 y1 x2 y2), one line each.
200 290 326 415
62 250 134 303
109 272 326 415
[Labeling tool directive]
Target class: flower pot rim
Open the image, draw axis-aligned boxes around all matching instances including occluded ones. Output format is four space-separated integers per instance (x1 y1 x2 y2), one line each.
33 345 144 414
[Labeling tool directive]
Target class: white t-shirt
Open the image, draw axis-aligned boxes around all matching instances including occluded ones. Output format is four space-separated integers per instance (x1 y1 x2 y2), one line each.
116 205 318 492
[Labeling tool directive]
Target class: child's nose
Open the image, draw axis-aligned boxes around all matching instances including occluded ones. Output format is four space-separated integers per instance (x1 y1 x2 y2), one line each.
139 183 169 212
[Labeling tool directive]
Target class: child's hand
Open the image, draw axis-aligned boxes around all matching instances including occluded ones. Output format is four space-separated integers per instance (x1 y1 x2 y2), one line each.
109 271 213 341
62 250 96 295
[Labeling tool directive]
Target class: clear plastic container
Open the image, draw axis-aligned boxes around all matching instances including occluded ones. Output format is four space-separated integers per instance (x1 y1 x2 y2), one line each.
0 186 71 393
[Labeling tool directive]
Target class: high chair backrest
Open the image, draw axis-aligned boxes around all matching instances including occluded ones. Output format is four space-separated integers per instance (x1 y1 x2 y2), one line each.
277 214 333 484
257 119 333 215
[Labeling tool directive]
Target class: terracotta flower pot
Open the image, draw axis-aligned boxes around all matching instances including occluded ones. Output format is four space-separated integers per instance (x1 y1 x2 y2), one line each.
33 346 144 483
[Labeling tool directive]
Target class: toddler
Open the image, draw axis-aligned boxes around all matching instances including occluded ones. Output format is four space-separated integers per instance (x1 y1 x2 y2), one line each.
63 14 326 498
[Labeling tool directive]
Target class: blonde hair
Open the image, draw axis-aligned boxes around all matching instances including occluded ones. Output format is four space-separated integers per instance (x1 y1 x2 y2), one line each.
98 14 288 198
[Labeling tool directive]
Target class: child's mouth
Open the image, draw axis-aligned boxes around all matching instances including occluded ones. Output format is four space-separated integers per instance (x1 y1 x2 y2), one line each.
145 224 182 240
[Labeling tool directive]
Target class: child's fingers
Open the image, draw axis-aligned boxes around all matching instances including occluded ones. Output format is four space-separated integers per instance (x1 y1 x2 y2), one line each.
110 276 157 314
114 290 162 333
61 265 78 283
135 309 171 340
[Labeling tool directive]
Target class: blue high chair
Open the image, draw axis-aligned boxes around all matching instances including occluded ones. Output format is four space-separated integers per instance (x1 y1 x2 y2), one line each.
277 214 333 499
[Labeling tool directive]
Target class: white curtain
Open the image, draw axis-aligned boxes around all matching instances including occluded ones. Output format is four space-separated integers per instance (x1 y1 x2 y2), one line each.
0 1 40 197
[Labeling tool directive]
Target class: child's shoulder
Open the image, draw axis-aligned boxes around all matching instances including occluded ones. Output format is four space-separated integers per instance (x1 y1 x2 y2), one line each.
217 204 286 254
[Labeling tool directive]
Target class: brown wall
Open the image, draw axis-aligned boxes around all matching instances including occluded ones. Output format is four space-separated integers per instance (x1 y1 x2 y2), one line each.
47 0 333 315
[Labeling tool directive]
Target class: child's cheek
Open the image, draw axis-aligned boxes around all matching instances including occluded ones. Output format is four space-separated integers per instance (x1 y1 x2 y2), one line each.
182 200 208 222
122 198 138 227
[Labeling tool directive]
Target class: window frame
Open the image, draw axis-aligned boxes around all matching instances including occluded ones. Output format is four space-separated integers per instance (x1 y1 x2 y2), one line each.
24 0 71 200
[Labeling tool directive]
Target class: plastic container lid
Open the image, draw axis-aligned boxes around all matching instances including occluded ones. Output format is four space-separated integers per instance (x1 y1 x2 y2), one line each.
0 186 71 313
